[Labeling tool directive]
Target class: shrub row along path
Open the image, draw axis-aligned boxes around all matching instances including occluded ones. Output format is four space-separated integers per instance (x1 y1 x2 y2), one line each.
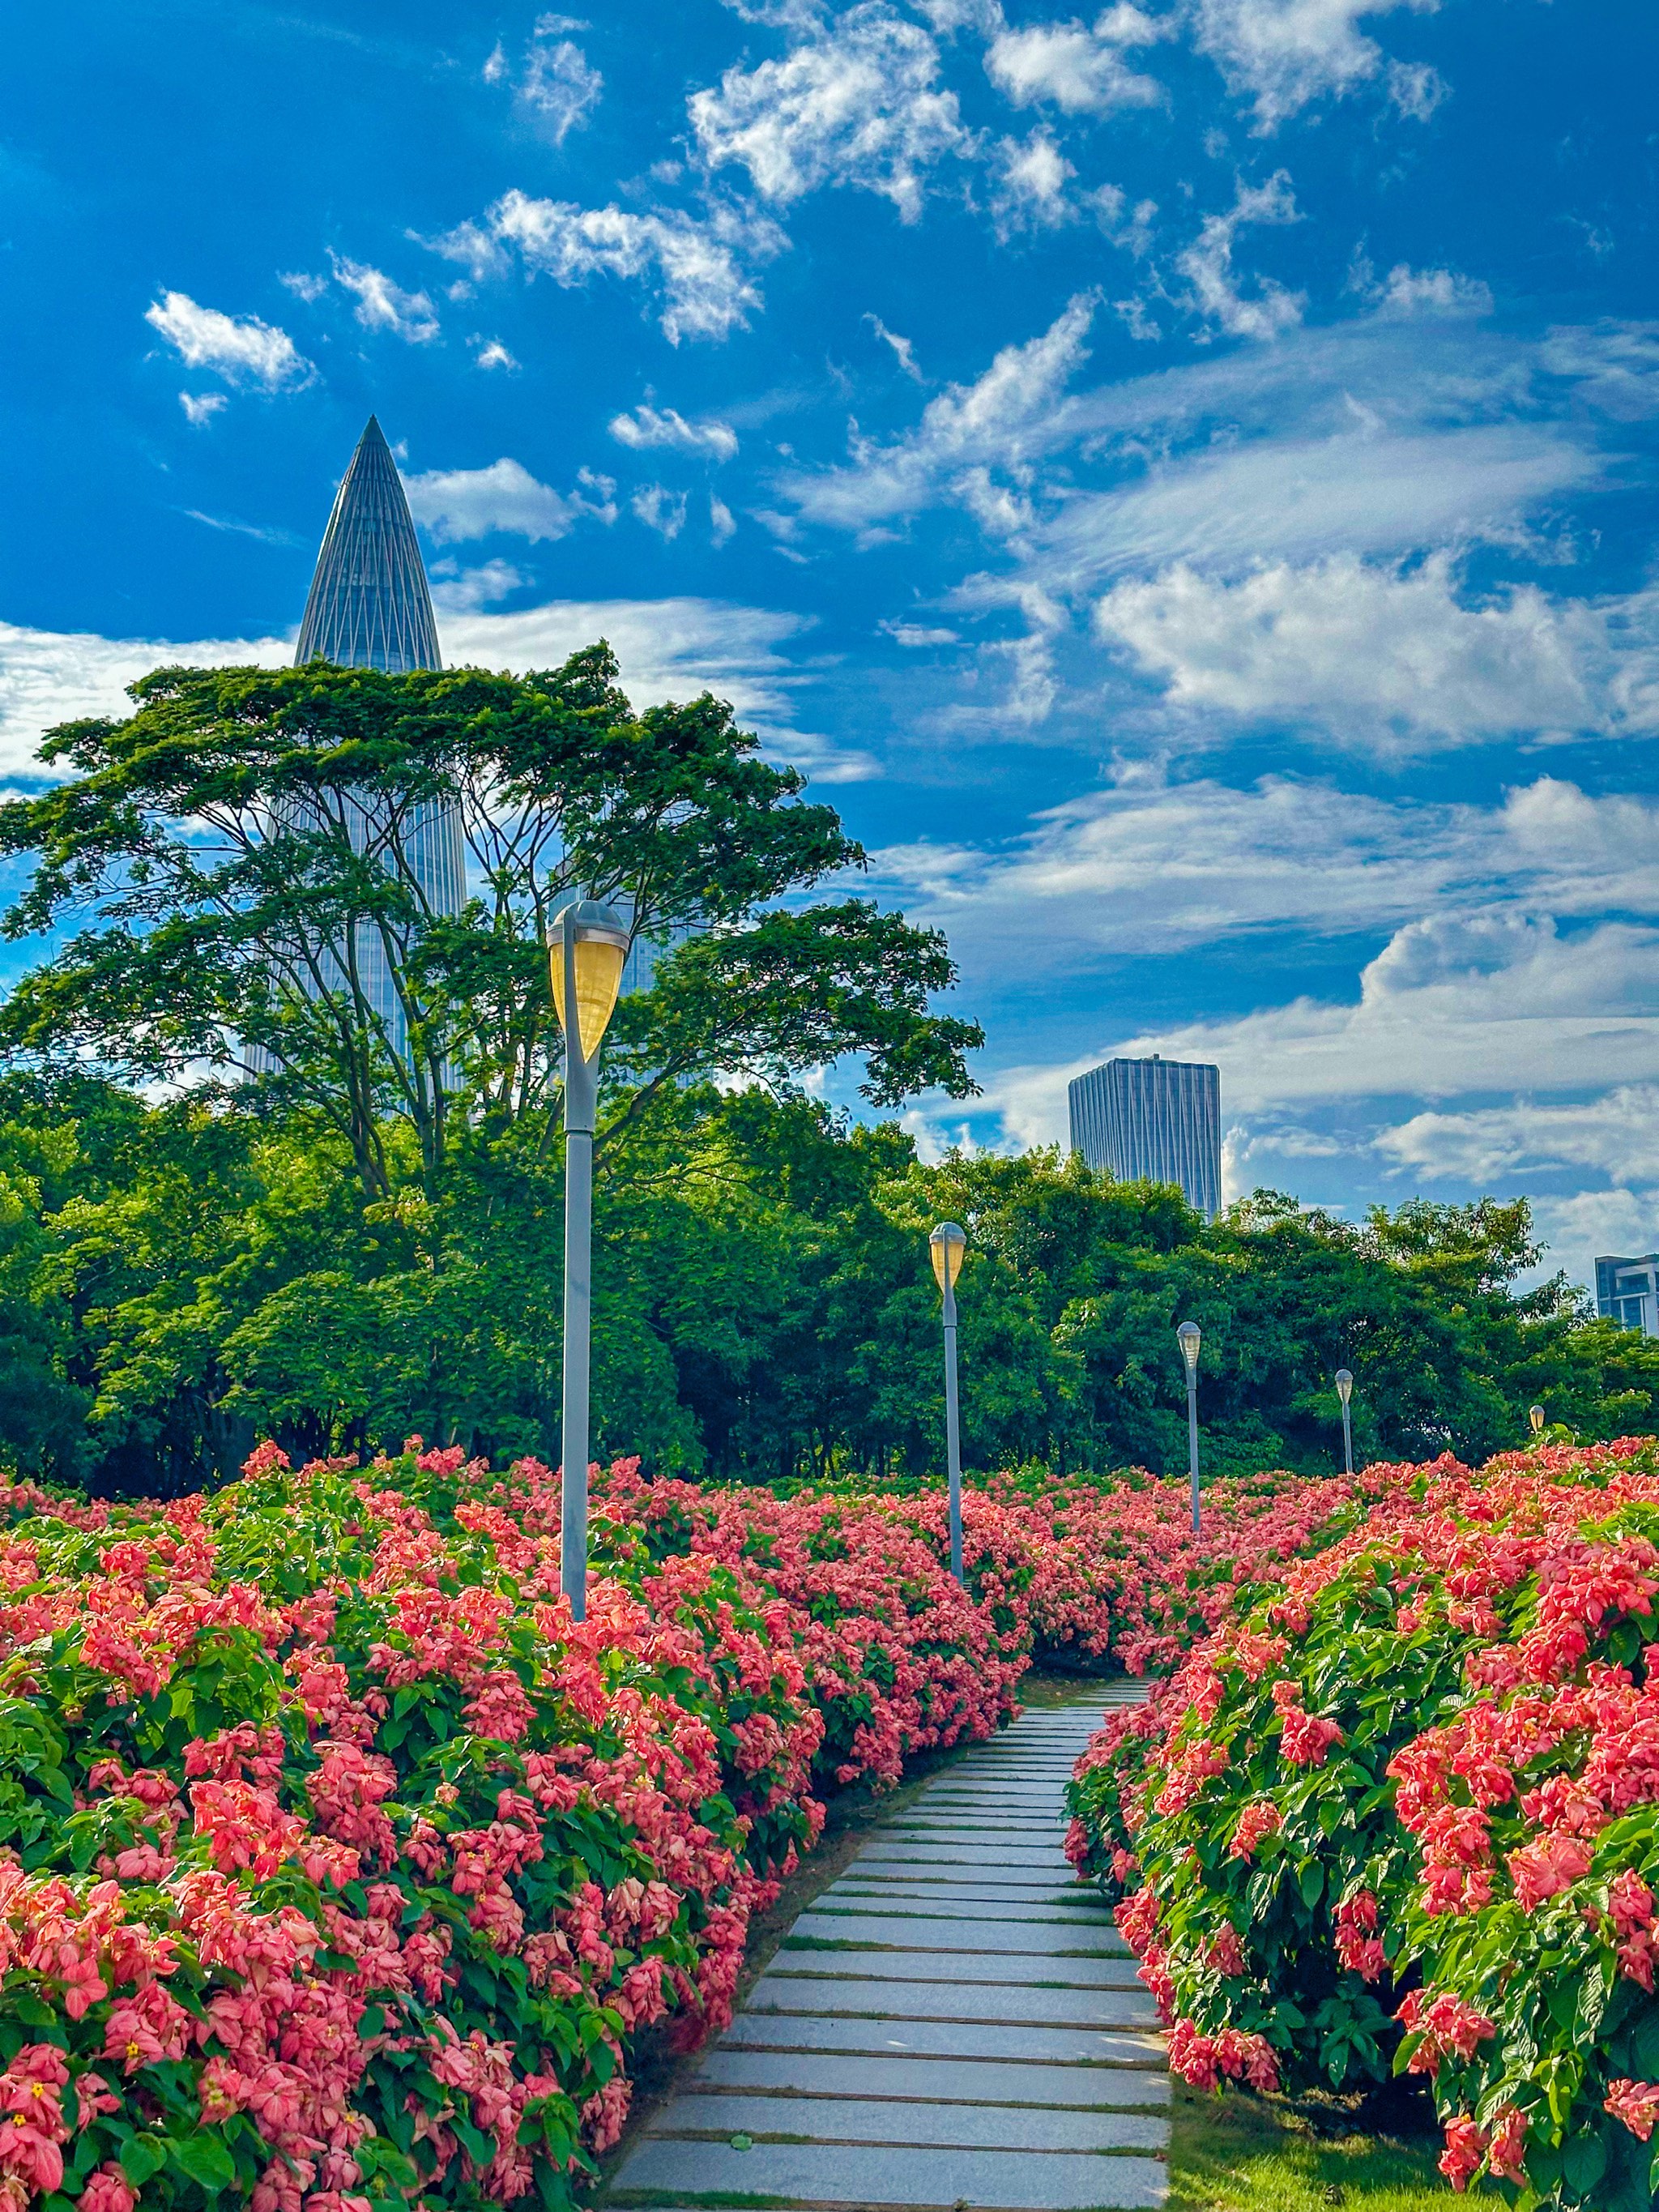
609 1684 1167 2211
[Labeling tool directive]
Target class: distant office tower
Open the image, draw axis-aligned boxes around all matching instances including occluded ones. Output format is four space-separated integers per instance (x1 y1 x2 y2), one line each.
284 417 465 1057
1597 1253 1659 1336
1068 1055 1222 1218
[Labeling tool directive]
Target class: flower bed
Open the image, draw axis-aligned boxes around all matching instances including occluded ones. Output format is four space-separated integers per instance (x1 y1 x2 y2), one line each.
1065 1437 1659 2209
0 1442 1349 2212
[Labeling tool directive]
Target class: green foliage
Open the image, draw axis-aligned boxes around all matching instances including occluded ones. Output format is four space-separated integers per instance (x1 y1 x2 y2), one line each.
0 1071 1649 1499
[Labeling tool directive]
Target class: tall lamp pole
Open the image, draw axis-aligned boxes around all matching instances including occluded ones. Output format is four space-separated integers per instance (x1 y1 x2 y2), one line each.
931 1223 967 1581
548 899 631 1625
1177 1321 1201 1535
1335 1368 1354 1476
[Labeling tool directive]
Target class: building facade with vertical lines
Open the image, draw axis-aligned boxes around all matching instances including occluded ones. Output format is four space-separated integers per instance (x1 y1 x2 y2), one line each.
1068 1056 1222 1219
280 416 466 1061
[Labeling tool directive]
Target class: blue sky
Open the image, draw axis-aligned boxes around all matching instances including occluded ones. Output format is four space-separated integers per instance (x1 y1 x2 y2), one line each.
2 0 1657 1290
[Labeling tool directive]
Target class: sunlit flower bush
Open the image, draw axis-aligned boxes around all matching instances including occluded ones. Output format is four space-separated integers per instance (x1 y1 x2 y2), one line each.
1065 1437 1659 2210
0 1441 1350 2212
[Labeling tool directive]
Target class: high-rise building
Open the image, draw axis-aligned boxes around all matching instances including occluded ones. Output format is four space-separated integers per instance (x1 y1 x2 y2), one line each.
282 417 466 1057
1597 1253 1659 1336
1068 1055 1222 1218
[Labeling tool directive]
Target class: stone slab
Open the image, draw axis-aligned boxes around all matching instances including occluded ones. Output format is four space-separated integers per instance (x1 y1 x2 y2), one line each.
889 1824 1075 1843
772 1947 1141 1988
791 1911 1128 1954
853 1848 1077 1872
818 1893 1119 1928
692 2048 1171 2107
831 1876 1106 1893
748 1974 1158 2027
648 2092 1169 2154
719 2012 1166 2065
613 2138 1168 2209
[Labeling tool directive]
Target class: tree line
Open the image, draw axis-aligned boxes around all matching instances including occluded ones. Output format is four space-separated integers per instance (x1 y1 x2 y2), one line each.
0 650 1651 1496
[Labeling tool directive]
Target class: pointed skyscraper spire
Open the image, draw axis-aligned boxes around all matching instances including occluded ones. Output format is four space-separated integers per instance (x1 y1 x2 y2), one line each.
295 416 442 673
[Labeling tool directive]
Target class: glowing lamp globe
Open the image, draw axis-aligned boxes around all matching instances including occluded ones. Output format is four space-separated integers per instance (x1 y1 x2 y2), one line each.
548 902 631 1062
930 1222 966 1294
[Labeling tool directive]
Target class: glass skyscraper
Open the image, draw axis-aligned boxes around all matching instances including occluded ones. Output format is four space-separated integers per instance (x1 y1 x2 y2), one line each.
1068 1055 1222 1218
282 417 466 1057
1597 1253 1659 1335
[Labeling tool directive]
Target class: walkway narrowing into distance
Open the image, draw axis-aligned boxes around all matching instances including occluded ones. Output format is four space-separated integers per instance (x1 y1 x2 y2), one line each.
610 1684 1167 2211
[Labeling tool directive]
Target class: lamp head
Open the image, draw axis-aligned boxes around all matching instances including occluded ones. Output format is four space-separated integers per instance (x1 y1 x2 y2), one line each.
1335 1368 1353 1407
548 900 632 1063
1529 1403 1546 1437
1176 1321 1201 1375
930 1222 967 1294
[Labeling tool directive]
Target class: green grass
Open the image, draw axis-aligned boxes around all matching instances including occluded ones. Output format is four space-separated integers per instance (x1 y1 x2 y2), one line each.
1168 2081 1457 2211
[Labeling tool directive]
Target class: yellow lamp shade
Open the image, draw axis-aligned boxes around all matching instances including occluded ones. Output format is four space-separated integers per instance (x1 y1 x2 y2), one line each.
930 1222 966 1292
549 904 630 1061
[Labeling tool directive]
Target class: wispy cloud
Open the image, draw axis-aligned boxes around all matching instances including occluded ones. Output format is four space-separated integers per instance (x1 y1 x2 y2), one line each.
609 404 739 459
328 253 440 343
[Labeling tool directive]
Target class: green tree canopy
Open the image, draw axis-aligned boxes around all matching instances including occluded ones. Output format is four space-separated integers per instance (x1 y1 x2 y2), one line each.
0 649 981 1197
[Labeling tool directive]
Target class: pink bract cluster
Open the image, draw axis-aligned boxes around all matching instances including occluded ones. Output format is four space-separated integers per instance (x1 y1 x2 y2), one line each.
1065 1437 1659 2211
0 1441 1349 2212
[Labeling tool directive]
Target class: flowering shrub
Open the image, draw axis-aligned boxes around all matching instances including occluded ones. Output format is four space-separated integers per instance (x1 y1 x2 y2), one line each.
0 1441 1349 2212
1065 1437 1659 2209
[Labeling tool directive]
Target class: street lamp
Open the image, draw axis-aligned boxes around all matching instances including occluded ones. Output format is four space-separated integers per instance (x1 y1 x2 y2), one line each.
1176 1321 1201 1535
548 898 631 1624
931 1222 967 1580
1335 1369 1354 1476
1529 1403 1546 1441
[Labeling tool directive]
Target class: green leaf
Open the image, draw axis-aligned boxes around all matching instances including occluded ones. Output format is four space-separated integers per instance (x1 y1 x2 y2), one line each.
1299 1860 1324 1908
1563 2130 1606 2196
119 2136 168 2187
168 2134 237 2194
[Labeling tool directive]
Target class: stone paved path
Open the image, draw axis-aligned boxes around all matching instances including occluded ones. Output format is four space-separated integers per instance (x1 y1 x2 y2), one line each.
609 1683 1164 2211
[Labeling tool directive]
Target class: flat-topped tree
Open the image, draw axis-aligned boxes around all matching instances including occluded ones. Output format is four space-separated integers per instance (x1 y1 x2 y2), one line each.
0 646 981 1200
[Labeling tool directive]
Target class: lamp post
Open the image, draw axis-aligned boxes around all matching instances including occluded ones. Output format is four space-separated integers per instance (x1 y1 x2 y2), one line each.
931 1223 967 1580
548 899 631 1624
1176 1321 1201 1535
1335 1369 1354 1476
1529 1403 1546 1441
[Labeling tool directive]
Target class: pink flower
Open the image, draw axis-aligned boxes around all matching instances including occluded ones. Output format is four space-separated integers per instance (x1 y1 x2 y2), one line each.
1607 2079 1659 2142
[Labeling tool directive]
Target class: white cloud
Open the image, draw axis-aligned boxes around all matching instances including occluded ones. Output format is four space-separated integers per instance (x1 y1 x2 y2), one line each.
1175 170 1304 340
866 313 923 379
779 292 1095 534
881 619 961 645
1375 262 1491 316
869 767 1659 978
143 292 311 389
1542 322 1659 421
328 254 440 343
178 392 228 426
473 339 518 370
984 9 1165 114
689 1 971 220
1036 418 1606 587
632 485 689 540
975 913 1659 1152
518 23 603 141
0 621 288 779
279 271 327 304
710 494 737 544
1529 1189 1659 1297
427 190 783 344
1376 1087 1659 1186
428 560 529 613
608 404 739 460
988 128 1076 236
1091 553 1659 753
0 596 877 784
1385 55 1446 120
1192 0 1440 130
403 458 616 543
